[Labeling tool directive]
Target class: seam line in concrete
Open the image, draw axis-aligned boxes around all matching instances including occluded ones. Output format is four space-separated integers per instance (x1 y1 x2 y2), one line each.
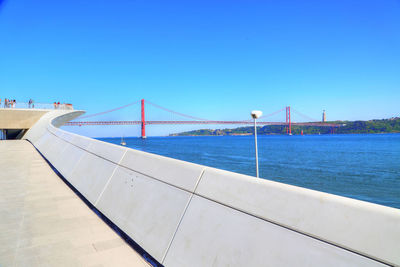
94 148 128 206
192 191 392 266
161 168 206 264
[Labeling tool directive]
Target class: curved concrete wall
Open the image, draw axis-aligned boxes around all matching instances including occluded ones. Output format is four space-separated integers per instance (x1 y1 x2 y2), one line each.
24 110 400 266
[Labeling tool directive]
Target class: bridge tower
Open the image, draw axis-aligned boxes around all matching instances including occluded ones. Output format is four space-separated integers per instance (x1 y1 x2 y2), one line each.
286 106 291 135
286 107 288 134
141 99 146 138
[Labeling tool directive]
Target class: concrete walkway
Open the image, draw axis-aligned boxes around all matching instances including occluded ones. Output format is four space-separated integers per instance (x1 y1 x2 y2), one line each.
0 140 150 267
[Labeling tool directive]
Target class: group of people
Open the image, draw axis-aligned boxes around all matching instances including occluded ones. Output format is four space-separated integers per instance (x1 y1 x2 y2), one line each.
0 98 35 108
0 99 71 109
53 101 62 109
28 99 34 108
53 102 74 110
0 98 17 108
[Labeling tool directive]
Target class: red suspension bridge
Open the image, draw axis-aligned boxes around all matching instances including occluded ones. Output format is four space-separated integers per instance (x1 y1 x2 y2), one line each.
65 99 341 138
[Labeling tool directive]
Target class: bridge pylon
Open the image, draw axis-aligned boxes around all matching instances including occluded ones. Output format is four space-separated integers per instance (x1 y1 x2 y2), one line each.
141 99 146 138
286 106 292 135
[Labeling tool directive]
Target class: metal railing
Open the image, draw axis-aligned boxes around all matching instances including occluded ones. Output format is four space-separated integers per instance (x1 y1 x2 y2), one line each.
0 102 74 110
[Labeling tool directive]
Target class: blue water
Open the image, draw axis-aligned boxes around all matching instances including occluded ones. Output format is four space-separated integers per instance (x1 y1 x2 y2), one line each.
99 134 400 209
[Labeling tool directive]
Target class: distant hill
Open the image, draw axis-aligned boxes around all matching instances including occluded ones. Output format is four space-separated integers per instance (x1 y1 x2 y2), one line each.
171 117 400 136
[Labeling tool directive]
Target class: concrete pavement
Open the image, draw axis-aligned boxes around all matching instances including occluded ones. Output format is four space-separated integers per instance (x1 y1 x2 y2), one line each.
0 140 150 267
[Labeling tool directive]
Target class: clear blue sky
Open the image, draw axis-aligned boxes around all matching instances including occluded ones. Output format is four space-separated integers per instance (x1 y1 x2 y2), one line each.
1 0 399 136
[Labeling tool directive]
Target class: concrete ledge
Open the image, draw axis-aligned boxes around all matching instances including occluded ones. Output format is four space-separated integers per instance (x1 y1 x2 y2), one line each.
163 195 386 267
120 149 205 192
195 167 400 264
86 140 127 164
22 110 400 266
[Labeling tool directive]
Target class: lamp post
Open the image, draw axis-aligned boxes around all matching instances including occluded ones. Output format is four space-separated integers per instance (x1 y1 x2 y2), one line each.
251 110 262 178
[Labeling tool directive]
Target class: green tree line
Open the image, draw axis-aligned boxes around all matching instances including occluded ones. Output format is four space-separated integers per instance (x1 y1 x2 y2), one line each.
172 117 400 136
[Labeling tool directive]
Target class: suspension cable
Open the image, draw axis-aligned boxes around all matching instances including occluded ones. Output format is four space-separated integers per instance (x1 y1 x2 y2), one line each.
77 100 141 119
239 107 286 122
145 100 209 121
291 108 318 122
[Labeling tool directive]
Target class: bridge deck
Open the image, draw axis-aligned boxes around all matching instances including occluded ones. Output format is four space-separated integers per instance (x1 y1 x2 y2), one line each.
0 140 150 266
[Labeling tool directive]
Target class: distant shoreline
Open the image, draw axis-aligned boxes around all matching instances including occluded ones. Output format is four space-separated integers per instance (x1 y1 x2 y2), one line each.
169 117 400 137
94 132 400 139
168 132 400 137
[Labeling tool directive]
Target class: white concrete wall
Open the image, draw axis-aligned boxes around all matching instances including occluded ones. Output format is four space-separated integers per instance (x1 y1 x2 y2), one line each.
24 110 400 267
0 109 48 129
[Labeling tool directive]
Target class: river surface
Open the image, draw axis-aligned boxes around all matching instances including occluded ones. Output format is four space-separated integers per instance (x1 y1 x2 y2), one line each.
98 134 400 209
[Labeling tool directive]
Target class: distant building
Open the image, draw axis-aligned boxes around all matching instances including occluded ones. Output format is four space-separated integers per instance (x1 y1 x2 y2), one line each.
322 110 326 122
